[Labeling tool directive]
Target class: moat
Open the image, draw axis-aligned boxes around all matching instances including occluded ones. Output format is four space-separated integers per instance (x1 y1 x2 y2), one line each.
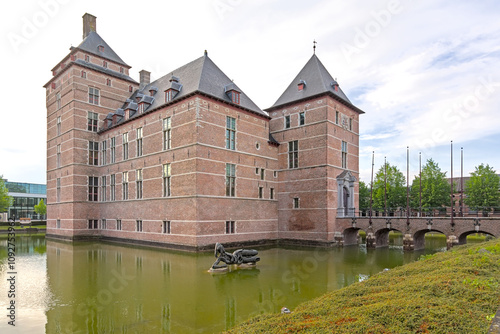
0 234 484 333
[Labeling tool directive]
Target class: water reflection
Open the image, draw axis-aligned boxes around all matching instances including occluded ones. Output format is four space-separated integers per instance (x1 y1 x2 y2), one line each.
0 234 457 333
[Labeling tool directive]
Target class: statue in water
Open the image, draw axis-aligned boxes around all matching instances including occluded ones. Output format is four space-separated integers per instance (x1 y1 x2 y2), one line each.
211 243 260 270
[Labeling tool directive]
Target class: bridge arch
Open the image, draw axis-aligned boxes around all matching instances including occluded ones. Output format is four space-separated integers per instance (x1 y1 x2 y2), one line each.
374 228 404 248
458 231 496 245
413 229 446 250
343 227 363 246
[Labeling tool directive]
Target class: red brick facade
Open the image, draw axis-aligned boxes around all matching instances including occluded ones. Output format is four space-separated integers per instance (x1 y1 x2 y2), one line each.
44 14 363 250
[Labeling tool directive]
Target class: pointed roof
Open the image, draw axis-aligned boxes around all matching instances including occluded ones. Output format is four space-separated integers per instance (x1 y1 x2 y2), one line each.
267 54 363 114
137 54 266 116
71 31 130 67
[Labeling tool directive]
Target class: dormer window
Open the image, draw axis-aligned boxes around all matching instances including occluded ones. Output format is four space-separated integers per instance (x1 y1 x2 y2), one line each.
98 45 104 52
138 103 145 113
331 81 339 92
225 84 241 105
52 70 57 76
149 86 158 96
298 80 306 91
165 89 176 103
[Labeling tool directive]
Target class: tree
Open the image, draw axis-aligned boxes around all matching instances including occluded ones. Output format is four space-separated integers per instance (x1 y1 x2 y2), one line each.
465 164 500 214
34 199 47 216
359 181 371 214
0 177 13 213
410 159 451 213
371 162 406 214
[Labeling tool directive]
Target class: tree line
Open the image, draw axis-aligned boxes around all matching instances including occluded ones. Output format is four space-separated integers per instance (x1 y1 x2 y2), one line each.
359 160 500 215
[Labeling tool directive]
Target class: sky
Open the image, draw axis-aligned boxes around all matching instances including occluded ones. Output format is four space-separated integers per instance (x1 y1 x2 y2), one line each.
1 0 499 185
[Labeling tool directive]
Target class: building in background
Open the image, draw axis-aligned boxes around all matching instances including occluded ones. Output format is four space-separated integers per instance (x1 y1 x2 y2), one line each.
44 13 363 249
1 180 47 221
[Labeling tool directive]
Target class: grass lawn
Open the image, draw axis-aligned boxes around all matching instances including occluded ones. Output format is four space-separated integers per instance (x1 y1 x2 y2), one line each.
227 238 500 333
0 225 46 230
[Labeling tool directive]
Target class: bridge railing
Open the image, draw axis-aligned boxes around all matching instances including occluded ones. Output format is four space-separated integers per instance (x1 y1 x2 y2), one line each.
355 206 500 218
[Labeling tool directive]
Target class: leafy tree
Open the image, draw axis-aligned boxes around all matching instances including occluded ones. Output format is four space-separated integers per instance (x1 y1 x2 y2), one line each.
465 164 500 214
410 159 451 213
0 177 13 213
371 162 406 214
34 199 47 216
358 181 371 214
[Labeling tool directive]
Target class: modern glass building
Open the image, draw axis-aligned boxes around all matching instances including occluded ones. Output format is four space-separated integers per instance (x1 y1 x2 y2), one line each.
4 181 47 221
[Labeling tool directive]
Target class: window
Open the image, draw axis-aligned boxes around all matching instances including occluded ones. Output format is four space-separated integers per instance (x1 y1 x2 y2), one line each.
88 219 98 229
81 70 87 78
225 221 235 234
116 219 121 230
103 61 107 68
163 221 171 234
57 116 61 135
255 168 259 175
136 220 143 232
285 115 291 129
110 137 116 163
226 164 236 197
56 219 61 229
101 175 106 202
299 112 305 126
87 111 98 132
341 141 348 169
89 87 100 105
122 133 129 160
349 118 353 131
274 171 278 178
258 187 263 199
56 144 61 168
136 128 143 157
120 67 124 74
230 91 240 104
106 78 111 86
165 89 175 102
110 174 116 201
122 172 129 200
101 140 107 166
138 103 145 113
88 141 99 165
260 168 265 180
163 164 171 197
335 111 339 124
288 140 298 169
88 176 98 202
270 188 275 200
163 117 171 150
98 45 104 52
56 178 61 203
56 92 61 110
85 55 90 62
129 85 133 92
101 219 107 230
136 169 143 199
293 197 300 209
226 116 236 150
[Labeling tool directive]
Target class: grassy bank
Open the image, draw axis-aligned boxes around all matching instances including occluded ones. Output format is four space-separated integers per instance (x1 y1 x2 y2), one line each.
227 239 500 333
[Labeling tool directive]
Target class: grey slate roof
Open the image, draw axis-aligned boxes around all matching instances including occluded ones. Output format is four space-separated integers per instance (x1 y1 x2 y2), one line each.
72 31 130 67
136 54 267 117
268 54 363 113
74 59 137 83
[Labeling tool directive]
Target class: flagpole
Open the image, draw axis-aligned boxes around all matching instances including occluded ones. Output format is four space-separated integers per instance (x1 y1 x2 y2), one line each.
460 147 464 217
384 156 387 217
451 141 454 227
369 151 374 224
419 152 422 217
406 146 410 225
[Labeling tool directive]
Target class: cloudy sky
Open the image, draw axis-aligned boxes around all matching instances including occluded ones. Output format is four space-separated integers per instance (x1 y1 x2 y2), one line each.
1 0 499 185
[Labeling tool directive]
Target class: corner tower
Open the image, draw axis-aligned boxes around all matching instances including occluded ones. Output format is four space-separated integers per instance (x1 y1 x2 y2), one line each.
44 13 138 238
267 54 364 244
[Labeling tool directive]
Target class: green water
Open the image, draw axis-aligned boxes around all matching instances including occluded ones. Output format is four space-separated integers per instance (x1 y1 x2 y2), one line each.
0 234 486 333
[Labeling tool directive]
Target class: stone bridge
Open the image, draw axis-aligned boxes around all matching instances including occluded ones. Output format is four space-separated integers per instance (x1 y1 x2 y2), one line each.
335 217 499 251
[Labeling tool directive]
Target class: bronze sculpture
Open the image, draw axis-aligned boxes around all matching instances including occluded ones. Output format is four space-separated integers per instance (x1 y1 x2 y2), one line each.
210 243 260 270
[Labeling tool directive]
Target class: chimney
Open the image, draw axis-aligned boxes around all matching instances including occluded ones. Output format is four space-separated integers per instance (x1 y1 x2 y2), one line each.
139 70 151 89
82 13 97 39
